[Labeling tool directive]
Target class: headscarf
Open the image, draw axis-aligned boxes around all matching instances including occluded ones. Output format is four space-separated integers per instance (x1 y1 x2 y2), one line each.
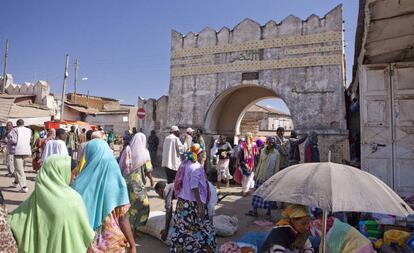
184 143 203 163
256 138 264 148
308 131 318 145
245 132 254 150
8 155 94 253
240 133 258 172
91 131 102 139
71 139 130 230
39 130 46 139
130 132 151 170
40 140 69 162
277 204 310 226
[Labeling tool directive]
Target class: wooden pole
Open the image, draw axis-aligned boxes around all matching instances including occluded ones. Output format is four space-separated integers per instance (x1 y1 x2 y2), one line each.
60 54 69 121
320 209 328 253
2 39 9 93
74 59 78 104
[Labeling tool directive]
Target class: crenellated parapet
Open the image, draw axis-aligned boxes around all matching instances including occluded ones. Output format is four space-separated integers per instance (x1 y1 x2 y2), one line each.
170 5 343 78
1 74 56 110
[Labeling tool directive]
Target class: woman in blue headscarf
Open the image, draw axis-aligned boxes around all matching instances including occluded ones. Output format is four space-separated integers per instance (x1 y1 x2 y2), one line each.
72 139 136 253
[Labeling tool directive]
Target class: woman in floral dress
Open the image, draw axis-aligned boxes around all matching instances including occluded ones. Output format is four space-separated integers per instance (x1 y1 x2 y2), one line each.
119 132 154 234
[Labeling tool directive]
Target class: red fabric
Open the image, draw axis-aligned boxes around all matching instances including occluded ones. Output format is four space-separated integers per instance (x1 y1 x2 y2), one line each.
304 144 312 162
233 167 243 185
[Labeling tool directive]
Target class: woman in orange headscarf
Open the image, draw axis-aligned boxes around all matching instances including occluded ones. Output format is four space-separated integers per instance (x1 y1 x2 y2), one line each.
260 205 314 253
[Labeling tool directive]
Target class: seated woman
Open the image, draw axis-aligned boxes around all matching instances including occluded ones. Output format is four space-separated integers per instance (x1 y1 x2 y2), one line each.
170 143 216 253
7 155 94 253
260 205 314 253
71 139 136 253
309 211 375 253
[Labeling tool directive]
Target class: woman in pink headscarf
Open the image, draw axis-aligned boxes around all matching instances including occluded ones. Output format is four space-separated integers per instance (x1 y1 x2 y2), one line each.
119 132 154 234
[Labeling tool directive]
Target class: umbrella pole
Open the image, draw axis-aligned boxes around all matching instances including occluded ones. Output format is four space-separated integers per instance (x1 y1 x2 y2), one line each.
320 209 328 253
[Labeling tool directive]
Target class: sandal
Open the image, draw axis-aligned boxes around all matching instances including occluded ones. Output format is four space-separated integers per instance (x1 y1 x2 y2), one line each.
245 210 258 217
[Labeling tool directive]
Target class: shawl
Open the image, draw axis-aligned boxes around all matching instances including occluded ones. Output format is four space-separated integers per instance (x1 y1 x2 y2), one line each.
7 155 94 253
240 141 258 171
174 160 191 195
40 140 68 162
71 139 130 230
129 133 151 170
118 145 132 177
255 147 280 181
326 219 375 253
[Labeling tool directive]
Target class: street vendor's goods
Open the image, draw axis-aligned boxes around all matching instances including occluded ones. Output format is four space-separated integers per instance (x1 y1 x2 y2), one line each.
219 242 257 253
407 234 414 251
214 215 239 237
220 242 240 253
138 211 172 245
384 229 411 246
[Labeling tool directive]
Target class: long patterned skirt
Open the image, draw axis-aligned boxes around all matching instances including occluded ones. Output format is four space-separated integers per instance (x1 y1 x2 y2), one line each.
125 169 150 229
170 198 216 253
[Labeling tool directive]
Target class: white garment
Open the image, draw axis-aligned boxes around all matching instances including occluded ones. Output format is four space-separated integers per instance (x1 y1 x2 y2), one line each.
41 140 68 162
9 126 32 156
210 139 218 157
242 172 255 193
183 134 193 152
161 134 184 171
130 132 151 169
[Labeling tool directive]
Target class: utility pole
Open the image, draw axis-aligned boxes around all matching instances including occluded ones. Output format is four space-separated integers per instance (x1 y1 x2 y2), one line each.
2 39 9 93
86 90 90 108
60 54 69 122
74 58 78 104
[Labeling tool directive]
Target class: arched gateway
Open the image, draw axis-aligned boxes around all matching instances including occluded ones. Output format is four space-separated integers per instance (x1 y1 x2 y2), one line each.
167 5 349 162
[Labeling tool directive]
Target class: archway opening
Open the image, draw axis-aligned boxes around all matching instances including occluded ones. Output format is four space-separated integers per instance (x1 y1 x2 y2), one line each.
204 85 293 143
238 98 293 140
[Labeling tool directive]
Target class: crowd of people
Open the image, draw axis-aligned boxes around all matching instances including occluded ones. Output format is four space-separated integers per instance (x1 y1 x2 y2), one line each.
0 120 377 253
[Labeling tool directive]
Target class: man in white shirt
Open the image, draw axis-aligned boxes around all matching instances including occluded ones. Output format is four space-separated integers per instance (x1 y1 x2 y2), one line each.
41 128 69 163
162 125 184 183
9 119 32 193
183 127 194 152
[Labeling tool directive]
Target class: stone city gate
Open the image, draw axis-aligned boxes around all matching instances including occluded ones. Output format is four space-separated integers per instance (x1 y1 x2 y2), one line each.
166 5 349 162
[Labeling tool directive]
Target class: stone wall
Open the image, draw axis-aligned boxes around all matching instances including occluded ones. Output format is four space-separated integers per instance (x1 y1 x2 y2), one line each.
168 5 349 163
138 96 169 167
1 74 57 111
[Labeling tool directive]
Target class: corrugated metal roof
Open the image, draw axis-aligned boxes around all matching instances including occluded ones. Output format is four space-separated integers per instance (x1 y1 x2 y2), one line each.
65 104 99 114
8 104 53 118
251 104 291 116
0 97 14 122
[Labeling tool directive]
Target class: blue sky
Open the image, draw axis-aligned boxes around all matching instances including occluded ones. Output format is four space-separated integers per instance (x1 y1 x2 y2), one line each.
0 0 358 111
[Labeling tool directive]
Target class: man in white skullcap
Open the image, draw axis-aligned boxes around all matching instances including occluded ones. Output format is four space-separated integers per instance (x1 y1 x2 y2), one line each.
161 125 184 183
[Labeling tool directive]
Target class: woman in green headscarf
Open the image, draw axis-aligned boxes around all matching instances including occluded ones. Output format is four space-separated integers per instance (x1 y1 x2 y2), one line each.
7 154 94 253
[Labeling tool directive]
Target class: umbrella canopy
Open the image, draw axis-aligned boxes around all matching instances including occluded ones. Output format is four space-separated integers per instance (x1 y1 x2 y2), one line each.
255 162 414 217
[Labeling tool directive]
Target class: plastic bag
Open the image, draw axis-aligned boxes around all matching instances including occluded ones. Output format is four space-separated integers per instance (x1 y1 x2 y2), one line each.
137 211 172 245
214 215 239 237
208 182 218 217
